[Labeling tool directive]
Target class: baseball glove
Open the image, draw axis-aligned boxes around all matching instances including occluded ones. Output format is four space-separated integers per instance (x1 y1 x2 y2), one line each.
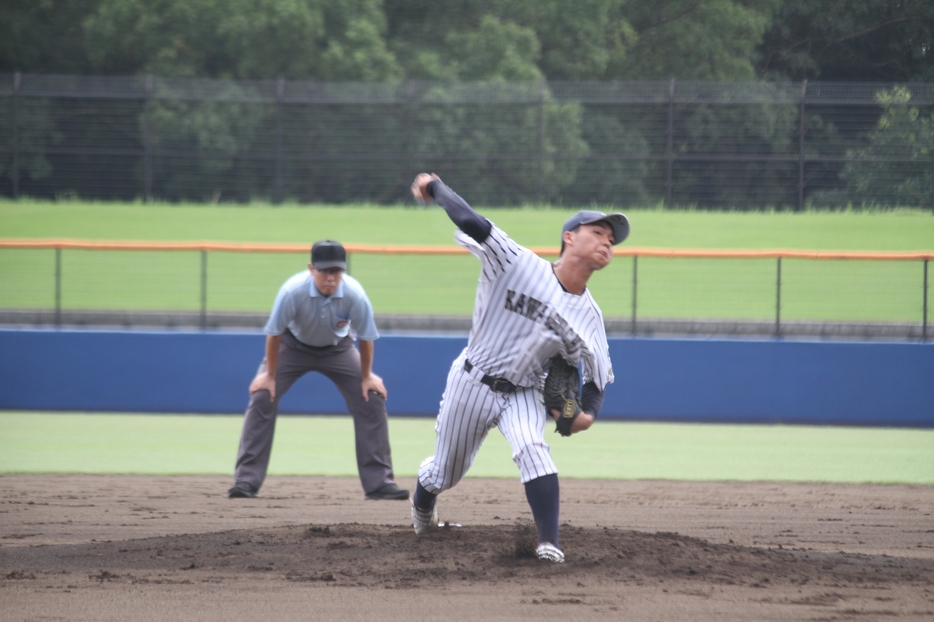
543 356 581 437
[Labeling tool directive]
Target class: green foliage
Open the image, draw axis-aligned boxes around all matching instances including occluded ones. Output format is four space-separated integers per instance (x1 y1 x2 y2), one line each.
673 88 800 207
757 0 934 81
83 0 401 80
499 0 635 80
0 0 99 74
277 101 408 203
384 0 634 80
409 83 588 205
315 5 401 81
619 0 780 80
2 1 934 209
2 0 933 83
576 110 650 206
837 87 933 207
386 0 773 81
0 97 58 185
443 15 543 81
145 81 272 201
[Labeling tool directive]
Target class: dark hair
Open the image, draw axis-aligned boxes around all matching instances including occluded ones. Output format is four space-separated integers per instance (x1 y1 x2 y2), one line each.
559 225 580 256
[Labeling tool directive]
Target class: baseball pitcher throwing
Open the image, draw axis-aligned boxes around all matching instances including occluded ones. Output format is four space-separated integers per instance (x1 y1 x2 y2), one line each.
409 174 629 563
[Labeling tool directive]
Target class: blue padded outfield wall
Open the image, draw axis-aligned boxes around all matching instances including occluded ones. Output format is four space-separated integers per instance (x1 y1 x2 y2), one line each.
1 328 932 427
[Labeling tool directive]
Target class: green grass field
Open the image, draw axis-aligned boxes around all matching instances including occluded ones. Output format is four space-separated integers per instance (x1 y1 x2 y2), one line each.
1 412 932 483
3 199 933 249
1 199 932 322
2 204 931 484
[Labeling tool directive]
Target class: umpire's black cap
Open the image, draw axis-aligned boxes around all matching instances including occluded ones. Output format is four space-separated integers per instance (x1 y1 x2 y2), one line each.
562 210 630 245
311 240 347 270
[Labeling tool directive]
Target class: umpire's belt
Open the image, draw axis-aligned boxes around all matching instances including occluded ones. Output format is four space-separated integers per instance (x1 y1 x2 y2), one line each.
464 360 517 394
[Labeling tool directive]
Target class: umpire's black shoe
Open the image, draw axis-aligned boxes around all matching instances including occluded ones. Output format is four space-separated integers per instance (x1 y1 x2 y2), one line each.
364 483 410 501
228 482 260 499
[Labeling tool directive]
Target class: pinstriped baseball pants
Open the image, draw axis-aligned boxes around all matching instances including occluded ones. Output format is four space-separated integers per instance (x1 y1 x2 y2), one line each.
418 351 558 492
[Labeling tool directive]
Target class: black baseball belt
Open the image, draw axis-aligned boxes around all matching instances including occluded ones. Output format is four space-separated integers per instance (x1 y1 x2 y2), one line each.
464 360 517 394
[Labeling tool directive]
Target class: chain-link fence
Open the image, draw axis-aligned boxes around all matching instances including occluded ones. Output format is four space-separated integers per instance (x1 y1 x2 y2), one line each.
0 242 929 340
1 74 933 210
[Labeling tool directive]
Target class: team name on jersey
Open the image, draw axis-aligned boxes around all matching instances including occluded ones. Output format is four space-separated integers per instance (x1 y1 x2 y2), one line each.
503 289 572 339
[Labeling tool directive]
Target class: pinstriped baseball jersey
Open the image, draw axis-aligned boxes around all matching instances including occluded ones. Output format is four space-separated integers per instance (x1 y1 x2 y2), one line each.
456 225 614 391
417 222 614 490
412 175 627 553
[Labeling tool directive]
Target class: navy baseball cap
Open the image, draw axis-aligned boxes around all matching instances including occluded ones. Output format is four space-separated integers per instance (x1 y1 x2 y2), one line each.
311 240 347 270
562 210 630 245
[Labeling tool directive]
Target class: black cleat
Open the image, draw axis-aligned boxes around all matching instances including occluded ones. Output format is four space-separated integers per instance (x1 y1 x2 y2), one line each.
364 482 410 501
228 482 260 498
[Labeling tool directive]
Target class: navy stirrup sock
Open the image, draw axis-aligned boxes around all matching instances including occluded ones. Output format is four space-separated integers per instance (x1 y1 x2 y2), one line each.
413 481 437 513
524 473 560 548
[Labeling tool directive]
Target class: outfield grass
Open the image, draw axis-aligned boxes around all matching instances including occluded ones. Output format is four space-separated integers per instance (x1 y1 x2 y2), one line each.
1 412 932 484
3 199 933 249
1 200 932 322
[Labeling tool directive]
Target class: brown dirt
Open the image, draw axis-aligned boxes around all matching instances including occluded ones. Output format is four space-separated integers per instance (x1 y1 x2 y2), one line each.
1 475 932 621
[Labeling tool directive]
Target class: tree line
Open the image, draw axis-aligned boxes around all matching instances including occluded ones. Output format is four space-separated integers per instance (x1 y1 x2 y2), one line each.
2 0 932 83
2 1 932 208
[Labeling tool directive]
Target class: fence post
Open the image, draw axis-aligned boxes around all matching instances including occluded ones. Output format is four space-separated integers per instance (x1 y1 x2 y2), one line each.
405 80 414 192
665 78 675 208
12 71 20 198
54 247 62 327
275 78 285 204
200 250 207 330
924 258 929 341
797 79 807 212
144 74 153 203
537 79 545 204
631 255 638 336
775 256 782 338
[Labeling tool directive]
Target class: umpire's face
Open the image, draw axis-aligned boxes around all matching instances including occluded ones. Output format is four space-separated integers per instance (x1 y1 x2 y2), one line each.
309 265 345 297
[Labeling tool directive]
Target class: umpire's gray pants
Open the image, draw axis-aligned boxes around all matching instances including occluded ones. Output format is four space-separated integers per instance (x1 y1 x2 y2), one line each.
234 331 395 495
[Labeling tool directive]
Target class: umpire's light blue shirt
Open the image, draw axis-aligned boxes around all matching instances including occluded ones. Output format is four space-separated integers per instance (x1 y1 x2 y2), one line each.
264 271 379 347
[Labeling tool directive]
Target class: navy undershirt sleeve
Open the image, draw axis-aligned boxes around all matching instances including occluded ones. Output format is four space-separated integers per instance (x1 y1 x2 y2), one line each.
427 180 492 244
581 381 604 418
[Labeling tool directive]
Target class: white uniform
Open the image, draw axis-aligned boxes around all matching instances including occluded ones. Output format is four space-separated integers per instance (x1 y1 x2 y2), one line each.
418 224 614 490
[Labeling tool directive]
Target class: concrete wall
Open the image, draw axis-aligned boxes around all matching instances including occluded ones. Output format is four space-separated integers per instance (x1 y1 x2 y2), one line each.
1 329 931 426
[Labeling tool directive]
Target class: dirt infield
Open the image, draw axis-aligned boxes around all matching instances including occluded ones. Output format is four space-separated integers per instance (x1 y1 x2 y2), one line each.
1 475 932 621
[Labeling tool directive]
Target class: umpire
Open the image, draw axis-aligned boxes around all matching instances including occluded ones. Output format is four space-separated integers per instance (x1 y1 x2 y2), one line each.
229 240 408 501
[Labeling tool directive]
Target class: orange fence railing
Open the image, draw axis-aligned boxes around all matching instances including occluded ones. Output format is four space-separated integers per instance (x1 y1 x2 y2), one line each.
0 239 930 338
2 238 932 261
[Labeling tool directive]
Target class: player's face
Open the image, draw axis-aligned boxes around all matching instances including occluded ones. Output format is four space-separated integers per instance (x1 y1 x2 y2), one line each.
310 265 344 296
570 222 615 269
